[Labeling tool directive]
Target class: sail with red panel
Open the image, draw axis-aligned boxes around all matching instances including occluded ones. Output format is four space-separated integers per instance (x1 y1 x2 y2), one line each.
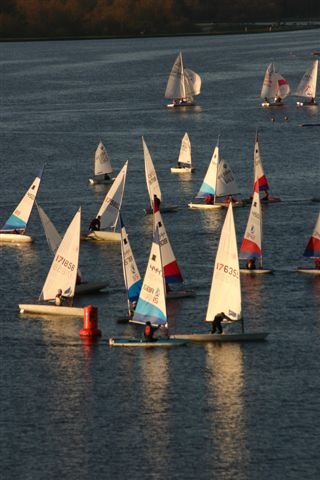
240 181 262 264
303 212 320 258
254 131 269 193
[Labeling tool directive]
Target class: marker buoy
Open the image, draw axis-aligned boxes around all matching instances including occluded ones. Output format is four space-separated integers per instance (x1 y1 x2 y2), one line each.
80 305 101 337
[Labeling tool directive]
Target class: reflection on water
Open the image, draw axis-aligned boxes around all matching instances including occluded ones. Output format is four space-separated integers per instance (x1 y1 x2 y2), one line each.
205 343 248 474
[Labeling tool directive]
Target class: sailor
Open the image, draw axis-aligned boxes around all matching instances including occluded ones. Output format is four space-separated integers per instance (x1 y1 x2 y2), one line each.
211 312 232 334
246 258 256 270
55 289 63 306
144 321 158 342
89 215 101 232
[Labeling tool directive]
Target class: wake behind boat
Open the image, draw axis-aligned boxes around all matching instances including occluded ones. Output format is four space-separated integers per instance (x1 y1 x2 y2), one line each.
173 203 268 342
86 160 128 242
0 168 43 243
165 51 201 108
19 208 85 317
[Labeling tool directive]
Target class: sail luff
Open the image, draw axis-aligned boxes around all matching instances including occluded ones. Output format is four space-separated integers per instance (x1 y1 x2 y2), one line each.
143 137 162 209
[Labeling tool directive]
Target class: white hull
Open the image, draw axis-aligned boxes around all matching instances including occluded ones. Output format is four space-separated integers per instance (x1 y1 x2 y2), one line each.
75 282 108 295
19 304 84 316
109 337 191 347
172 332 268 342
170 167 194 173
188 202 223 210
296 101 317 107
166 102 196 108
0 233 32 243
240 268 273 274
88 177 113 185
86 230 121 242
261 101 284 108
297 268 320 274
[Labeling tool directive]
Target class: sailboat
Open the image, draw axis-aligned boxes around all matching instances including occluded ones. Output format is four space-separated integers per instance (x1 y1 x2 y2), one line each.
246 130 280 204
108 226 191 347
171 132 194 173
239 181 272 274
120 215 142 319
0 168 43 243
19 208 84 316
165 51 201 108
260 63 290 107
188 142 244 209
36 203 108 294
153 195 195 298
296 60 318 106
143 137 178 214
86 160 128 242
89 141 113 185
173 203 268 342
297 212 320 274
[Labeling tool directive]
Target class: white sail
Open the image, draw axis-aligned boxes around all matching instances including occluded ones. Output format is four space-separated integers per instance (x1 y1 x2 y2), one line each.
143 137 162 209
36 203 62 254
1 168 43 233
239 183 263 265
295 60 318 99
132 226 167 327
94 141 112 177
165 52 201 100
206 203 242 322
216 158 239 198
40 208 81 302
196 145 219 198
178 133 192 167
96 160 128 230
260 63 290 100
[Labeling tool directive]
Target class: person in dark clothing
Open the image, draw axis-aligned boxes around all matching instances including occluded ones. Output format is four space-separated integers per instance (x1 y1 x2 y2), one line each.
144 321 158 342
246 258 256 270
89 215 101 232
211 312 232 334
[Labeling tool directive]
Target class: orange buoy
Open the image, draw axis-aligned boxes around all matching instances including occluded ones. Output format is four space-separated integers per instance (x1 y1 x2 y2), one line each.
80 305 101 337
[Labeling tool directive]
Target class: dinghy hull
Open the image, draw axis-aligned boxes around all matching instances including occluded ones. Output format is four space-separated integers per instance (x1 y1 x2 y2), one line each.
0 233 32 243
170 167 194 173
172 332 268 342
88 177 113 185
19 304 84 316
240 268 273 274
86 231 121 242
297 268 320 274
108 337 191 347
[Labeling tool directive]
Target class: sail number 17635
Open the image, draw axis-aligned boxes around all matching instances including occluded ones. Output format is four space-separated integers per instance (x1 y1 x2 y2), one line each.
216 262 239 278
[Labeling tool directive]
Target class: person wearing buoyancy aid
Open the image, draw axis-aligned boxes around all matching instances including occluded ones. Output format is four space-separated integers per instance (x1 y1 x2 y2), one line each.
144 321 157 342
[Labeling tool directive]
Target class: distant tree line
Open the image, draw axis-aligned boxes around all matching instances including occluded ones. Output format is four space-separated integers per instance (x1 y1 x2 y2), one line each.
0 0 319 38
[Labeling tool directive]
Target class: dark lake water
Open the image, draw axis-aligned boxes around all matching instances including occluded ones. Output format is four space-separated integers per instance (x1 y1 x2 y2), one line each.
1 30 320 479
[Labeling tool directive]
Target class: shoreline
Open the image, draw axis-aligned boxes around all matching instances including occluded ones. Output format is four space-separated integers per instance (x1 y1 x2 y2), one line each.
1 24 319 43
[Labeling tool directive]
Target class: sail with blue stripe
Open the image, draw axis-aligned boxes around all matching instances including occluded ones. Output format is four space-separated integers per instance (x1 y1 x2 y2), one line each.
1 167 43 233
131 226 167 327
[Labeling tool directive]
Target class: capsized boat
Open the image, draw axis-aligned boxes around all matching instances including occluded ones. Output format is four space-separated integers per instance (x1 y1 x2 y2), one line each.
89 141 113 185
188 141 244 209
295 60 318 106
173 203 268 342
0 168 43 243
239 181 273 274
260 63 290 107
165 51 201 108
109 226 191 347
143 137 178 214
297 212 320 274
19 208 84 316
86 160 128 242
36 203 107 294
171 132 194 173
